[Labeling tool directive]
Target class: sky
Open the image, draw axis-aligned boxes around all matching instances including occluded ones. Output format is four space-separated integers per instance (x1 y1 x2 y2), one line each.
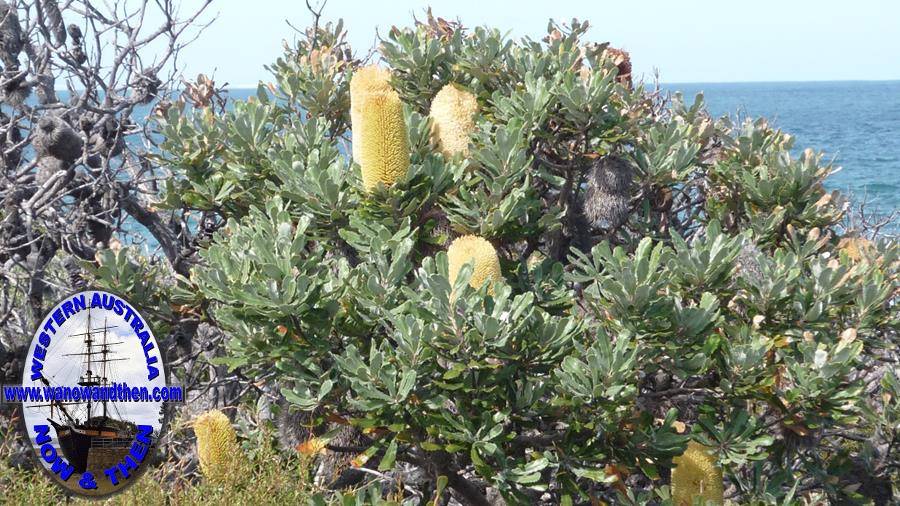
163 0 900 87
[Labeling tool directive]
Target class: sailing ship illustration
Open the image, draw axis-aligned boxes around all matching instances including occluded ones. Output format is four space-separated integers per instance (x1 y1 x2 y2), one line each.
29 307 137 474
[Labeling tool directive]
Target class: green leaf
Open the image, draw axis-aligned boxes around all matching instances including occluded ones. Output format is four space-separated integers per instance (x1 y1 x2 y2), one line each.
378 439 398 471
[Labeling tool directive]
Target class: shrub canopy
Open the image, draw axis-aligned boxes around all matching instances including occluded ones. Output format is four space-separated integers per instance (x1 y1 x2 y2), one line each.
98 15 899 506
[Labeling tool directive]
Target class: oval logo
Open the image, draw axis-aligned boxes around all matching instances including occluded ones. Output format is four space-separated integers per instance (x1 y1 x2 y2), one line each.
13 290 177 497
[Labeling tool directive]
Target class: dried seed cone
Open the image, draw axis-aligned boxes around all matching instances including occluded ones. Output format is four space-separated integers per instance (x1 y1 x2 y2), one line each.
429 84 478 156
355 89 410 191
671 441 724 506
33 116 83 162
447 235 503 292
583 157 635 229
0 1 24 67
603 46 633 87
194 409 242 484
735 242 764 285
350 65 393 161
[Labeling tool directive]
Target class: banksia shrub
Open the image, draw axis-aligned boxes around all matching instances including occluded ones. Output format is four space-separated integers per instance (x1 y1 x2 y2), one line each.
156 15 899 506
671 441 724 506
193 409 243 484
352 88 410 191
429 83 478 156
447 235 503 292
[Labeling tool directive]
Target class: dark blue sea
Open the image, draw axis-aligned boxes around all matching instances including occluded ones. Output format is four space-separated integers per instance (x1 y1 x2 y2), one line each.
663 81 899 219
224 83 900 221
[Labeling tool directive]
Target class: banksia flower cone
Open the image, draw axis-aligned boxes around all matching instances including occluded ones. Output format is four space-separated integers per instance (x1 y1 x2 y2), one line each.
194 409 242 484
350 65 393 96
350 65 409 191
429 84 478 156
671 441 724 506
447 235 503 293
350 66 393 161
354 89 410 191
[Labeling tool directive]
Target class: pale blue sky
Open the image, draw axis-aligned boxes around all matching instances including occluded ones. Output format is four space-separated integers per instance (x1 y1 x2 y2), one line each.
169 0 898 87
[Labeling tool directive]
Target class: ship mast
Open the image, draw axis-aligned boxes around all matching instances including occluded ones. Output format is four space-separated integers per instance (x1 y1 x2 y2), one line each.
102 317 108 419
28 301 127 428
59 306 126 426
85 307 93 421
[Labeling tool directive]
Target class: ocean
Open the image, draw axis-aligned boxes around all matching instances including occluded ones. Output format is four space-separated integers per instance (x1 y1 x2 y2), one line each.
664 81 900 220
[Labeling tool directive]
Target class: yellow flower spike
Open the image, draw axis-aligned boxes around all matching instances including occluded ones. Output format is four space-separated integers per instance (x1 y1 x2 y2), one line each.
671 441 724 506
350 65 393 97
447 235 503 293
429 83 478 156
193 409 243 484
355 89 410 191
350 65 393 161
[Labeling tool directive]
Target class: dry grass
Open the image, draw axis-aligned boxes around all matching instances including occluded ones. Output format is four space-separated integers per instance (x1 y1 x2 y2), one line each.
0 429 332 505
